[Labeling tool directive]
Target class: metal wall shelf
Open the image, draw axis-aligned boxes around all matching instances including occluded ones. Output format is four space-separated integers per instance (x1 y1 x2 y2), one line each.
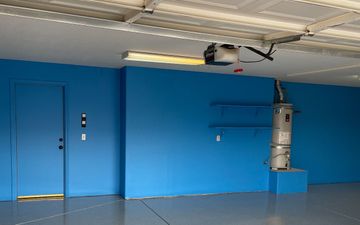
210 103 272 109
210 103 273 141
209 125 272 129
210 125 272 140
211 103 272 117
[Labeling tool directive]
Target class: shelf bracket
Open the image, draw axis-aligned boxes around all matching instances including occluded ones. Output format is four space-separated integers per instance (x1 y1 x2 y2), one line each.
254 129 259 137
220 107 225 117
255 108 259 117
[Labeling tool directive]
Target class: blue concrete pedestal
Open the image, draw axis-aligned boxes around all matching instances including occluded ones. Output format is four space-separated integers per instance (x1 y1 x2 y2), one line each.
269 169 308 194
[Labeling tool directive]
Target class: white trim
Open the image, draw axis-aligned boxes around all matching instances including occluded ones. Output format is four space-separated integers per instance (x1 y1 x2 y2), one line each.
294 0 360 12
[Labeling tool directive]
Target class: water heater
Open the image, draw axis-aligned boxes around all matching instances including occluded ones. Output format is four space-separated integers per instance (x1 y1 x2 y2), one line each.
271 103 293 170
270 80 294 170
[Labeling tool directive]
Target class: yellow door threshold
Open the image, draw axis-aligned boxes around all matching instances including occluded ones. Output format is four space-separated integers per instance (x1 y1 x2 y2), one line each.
17 194 64 201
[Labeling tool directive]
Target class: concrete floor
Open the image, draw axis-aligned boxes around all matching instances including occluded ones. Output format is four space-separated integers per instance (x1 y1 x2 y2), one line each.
1 183 360 225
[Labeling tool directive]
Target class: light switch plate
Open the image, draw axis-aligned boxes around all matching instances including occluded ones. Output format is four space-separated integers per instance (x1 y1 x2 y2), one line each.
81 133 86 141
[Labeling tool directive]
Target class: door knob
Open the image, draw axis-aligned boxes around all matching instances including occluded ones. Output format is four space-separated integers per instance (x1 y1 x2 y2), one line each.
59 145 64 150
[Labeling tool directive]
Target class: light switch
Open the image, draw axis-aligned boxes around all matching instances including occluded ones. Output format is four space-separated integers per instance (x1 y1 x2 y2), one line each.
81 133 86 141
81 113 87 128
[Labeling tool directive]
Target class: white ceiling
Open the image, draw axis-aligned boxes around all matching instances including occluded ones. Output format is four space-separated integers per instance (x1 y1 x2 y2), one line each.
0 0 359 87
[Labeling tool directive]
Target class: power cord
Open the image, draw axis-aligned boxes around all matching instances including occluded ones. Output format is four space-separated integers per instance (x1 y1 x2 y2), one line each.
240 44 277 63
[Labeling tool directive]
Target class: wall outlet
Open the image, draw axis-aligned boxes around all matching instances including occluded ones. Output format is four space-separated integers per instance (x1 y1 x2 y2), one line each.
81 133 86 141
216 134 221 142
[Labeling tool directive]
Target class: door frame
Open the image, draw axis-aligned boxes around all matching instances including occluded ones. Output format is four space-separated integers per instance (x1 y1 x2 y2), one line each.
10 79 69 200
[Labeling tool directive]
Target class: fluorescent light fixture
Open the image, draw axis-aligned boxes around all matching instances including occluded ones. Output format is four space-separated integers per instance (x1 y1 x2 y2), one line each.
122 51 204 65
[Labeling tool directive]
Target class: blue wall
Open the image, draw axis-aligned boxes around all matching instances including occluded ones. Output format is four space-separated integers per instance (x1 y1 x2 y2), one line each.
122 66 360 199
123 67 274 198
0 59 121 200
1 60 360 201
284 82 360 184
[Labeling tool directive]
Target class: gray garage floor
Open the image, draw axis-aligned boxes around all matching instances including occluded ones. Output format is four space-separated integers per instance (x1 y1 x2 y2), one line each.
1 183 360 225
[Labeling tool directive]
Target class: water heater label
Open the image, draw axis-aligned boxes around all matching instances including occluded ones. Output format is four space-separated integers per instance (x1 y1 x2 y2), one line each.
279 131 291 145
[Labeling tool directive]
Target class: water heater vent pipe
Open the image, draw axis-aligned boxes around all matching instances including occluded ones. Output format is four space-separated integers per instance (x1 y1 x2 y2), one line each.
275 80 284 103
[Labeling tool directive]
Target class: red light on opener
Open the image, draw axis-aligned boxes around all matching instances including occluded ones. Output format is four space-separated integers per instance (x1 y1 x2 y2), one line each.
234 68 244 73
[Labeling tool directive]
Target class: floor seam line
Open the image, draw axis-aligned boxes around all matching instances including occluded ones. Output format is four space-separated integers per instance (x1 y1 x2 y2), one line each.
323 207 360 223
15 199 124 225
140 200 171 225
